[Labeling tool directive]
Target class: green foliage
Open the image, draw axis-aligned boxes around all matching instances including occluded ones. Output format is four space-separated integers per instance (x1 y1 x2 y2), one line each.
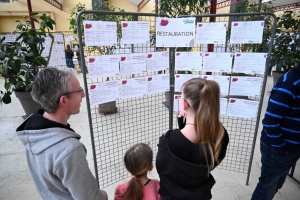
158 0 210 17
229 0 274 53
68 2 132 55
0 13 56 104
272 10 300 73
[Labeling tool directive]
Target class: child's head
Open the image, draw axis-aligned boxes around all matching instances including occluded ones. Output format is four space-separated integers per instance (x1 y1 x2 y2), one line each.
118 143 153 200
124 143 153 178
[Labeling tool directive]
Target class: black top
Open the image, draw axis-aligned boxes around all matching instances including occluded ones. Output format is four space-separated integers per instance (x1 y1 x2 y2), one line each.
16 109 74 132
156 127 229 200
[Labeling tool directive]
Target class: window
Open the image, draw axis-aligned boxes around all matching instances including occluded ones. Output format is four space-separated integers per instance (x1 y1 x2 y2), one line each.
0 0 10 2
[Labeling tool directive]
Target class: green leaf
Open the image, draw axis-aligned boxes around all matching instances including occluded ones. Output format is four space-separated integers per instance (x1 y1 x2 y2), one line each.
2 92 12 104
25 71 33 81
16 80 23 89
30 12 39 16
4 81 10 90
26 52 34 57
0 52 5 60
37 57 48 66
32 17 39 23
25 83 33 92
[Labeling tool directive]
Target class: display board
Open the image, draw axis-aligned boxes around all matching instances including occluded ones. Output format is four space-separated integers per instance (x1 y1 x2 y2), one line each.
76 11 277 188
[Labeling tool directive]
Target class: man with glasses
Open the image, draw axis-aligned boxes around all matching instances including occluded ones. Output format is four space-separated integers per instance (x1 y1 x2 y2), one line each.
16 67 108 200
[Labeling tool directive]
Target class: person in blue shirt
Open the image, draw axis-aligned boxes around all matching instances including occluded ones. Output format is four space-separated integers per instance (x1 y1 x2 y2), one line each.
251 63 300 200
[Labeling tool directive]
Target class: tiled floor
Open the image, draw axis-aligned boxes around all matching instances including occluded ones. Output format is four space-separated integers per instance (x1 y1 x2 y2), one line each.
0 74 299 200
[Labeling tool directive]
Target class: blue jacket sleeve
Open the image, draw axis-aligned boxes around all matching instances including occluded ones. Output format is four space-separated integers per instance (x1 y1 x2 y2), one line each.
262 80 295 154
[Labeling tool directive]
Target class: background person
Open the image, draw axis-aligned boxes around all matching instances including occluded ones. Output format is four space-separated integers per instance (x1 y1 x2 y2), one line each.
156 78 229 200
65 44 75 69
16 67 108 200
251 63 300 200
114 143 160 200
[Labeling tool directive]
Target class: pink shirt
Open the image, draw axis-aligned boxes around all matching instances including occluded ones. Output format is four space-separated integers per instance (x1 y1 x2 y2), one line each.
114 179 161 200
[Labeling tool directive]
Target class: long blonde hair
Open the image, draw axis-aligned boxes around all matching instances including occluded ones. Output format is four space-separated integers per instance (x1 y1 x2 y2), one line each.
182 78 224 170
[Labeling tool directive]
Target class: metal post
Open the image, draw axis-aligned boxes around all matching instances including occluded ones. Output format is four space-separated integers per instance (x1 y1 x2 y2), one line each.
26 0 35 29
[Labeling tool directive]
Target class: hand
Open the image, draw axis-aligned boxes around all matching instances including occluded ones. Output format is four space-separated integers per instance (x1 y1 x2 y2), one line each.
177 112 186 130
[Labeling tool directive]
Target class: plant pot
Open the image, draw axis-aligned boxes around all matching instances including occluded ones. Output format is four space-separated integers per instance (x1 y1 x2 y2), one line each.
14 91 42 116
272 71 284 86
97 101 118 115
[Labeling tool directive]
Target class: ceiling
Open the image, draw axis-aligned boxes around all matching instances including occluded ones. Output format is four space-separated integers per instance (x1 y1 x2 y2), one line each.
126 0 300 7
260 0 300 7
126 0 142 6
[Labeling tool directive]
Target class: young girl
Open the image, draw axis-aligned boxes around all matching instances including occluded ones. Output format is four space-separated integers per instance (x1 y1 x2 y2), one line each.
156 78 229 200
114 143 160 200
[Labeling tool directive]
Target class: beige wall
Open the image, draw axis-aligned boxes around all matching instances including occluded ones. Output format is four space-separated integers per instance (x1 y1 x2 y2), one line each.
0 0 91 33
109 0 138 12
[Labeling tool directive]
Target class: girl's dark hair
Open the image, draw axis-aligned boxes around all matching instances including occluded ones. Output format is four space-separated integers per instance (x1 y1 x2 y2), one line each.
117 143 153 200
182 78 224 171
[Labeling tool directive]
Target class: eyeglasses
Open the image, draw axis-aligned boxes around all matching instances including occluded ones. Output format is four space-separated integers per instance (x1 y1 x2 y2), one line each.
57 87 84 103
62 87 84 96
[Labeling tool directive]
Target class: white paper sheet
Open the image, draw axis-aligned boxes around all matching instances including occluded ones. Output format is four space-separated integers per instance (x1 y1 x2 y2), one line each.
121 21 150 44
146 51 169 72
87 55 120 79
89 81 120 105
229 76 262 96
121 77 147 99
227 98 259 119
220 98 228 116
233 53 267 74
83 20 117 46
201 75 230 95
230 21 264 44
196 22 227 44
147 74 170 94
202 52 233 72
173 95 181 112
119 53 147 75
175 52 203 71
175 74 201 92
156 17 196 47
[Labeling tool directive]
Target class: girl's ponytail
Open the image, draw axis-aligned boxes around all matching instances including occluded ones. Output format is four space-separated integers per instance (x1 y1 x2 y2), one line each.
183 79 224 171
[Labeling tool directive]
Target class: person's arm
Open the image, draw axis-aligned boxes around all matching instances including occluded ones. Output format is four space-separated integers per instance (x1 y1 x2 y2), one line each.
262 80 294 154
55 146 108 200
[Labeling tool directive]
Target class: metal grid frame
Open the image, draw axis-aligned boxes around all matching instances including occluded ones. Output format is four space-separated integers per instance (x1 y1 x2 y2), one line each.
76 11 277 188
177 12 277 185
76 11 170 188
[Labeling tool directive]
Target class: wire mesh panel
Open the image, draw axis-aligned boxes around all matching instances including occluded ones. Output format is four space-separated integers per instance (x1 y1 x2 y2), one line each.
175 13 277 183
0 32 66 68
76 11 170 188
76 11 276 188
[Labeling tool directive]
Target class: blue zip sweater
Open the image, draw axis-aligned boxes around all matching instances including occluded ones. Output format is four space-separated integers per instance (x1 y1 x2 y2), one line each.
261 64 300 154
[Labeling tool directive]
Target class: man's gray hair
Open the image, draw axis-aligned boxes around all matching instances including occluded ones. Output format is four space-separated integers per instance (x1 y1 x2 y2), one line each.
31 67 77 113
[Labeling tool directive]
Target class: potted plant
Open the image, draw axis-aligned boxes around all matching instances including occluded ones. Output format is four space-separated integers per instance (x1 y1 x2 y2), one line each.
69 2 132 115
271 10 300 84
0 12 56 115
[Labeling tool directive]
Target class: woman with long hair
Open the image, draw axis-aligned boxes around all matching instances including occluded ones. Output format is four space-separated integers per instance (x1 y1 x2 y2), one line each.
65 44 74 69
156 78 229 200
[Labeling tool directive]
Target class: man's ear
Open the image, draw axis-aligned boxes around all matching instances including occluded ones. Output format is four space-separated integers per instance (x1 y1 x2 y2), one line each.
58 96 68 107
